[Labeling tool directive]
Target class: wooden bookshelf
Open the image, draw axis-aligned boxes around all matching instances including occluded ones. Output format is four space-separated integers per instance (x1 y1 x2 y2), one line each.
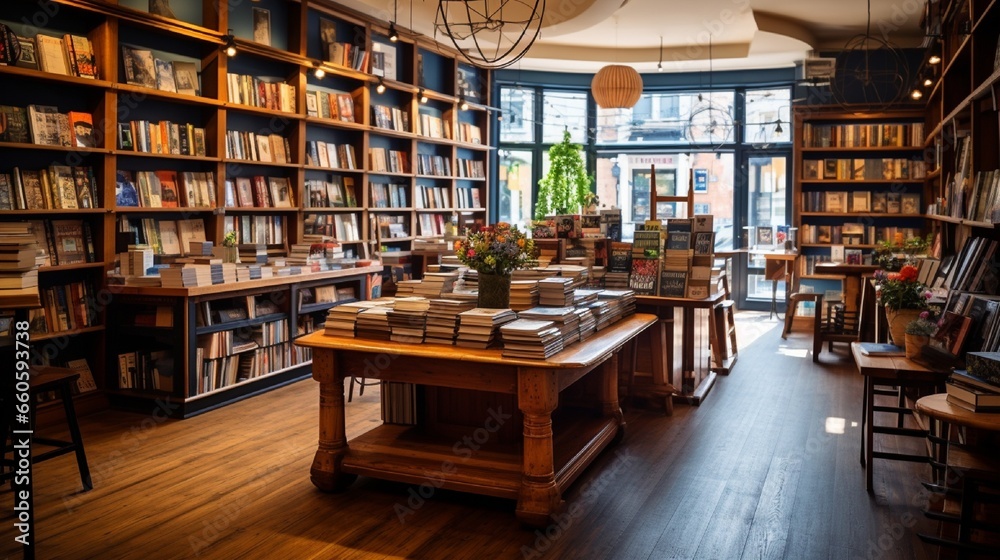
0 0 491 417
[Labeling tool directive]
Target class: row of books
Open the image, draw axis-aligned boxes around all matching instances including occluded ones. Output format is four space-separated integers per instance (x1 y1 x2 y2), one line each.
801 191 920 214
224 130 292 163
226 73 297 113
304 89 356 122
799 254 834 275
27 219 96 267
456 158 485 179
455 187 482 209
121 217 207 256
116 349 174 392
223 215 287 246
369 147 409 174
416 114 450 139
456 122 483 144
800 122 924 148
325 41 369 72
118 119 207 156
376 216 409 240
122 45 198 96
26 281 96 335
9 32 98 79
798 224 921 245
0 165 98 210
415 186 451 209
370 182 408 208
224 176 295 209
0 105 96 148
304 177 359 208
415 154 452 177
417 214 449 237
115 170 216 208
801 158 927 181
194 340 301 397
371 104 410 132
306 140 359 169
945 236 998 294
303 213 362 242
960 169 1000 223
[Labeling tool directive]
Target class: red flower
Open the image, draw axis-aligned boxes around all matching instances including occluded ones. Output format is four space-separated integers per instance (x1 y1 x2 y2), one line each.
898 265 918 282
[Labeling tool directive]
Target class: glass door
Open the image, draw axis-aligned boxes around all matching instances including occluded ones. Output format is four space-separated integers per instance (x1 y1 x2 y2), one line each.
739 153 792 310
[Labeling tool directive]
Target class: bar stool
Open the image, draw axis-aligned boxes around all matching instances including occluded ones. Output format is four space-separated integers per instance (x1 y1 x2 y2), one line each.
1 366 92 490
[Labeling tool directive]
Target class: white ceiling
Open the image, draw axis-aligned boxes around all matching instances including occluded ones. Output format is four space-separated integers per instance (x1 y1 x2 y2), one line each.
334 0 926 72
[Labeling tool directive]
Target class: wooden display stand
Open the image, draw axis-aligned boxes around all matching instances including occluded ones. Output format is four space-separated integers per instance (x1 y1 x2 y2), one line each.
107 265 381 418
296 314 656 527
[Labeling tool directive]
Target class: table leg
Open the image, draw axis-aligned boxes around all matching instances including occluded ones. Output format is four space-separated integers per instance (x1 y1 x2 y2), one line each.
516 367 561 527
860 376 868 468
865 376 875 493
682 308 695 394
310 348 356 492
598 352 627 440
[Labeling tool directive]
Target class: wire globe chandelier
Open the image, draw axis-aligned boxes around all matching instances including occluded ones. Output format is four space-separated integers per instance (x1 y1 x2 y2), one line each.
434 0 545 69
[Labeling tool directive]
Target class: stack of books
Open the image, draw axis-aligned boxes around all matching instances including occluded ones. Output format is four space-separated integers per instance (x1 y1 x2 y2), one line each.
0 223 41 305
120 244 154 277
394 280 419 296
189 241 214 256
598 289 636 317
424 298 477 345
413 272 459 298
160 265 212 288
947 353 1000 412
356 306 393 340
324 300 387 337
455 308 517 349
549 264 588 288
387 297 429 343
500 319 564 359
574 307 597 341
509 280 539 311
538 277 575 306
574 288 601 306
582 300 614 331
518 307 581 346
461 269 478 292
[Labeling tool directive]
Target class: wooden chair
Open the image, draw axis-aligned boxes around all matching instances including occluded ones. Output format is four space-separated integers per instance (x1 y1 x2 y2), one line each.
1 366 92 491
709 268 738 373
919 445 1000 558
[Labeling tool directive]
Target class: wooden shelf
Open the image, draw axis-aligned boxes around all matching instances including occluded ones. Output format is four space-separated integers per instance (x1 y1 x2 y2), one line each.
0 65 113 89
223 103 303 120
195 313 288 336
223 207 301 213
114 206 214 213
801 274 847 280
366 170 415 178
303 117 367 132
185 361 311 401
0 141 109 154
0 209 106 215
39 263 106 273
302 207 365 212
32 325 105 342
800 243 878 249
114 264 383 298
369 207 414 212
799 179 925 184
302 165 363 173
369 127 415 140
222 158 300 169
800 212 925 218
800 146 925 152
113 83 223 107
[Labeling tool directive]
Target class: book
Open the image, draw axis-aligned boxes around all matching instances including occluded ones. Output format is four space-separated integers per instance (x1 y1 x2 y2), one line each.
122 45 156 89
66 34 96 78
50 219 87 264
172 61 199 96
154 58 176 92
0 106 29 143
858 342 905 356
66 358 98 393
67 111 95 148
36 34 69 75
15 36 38 70
115 170 140 207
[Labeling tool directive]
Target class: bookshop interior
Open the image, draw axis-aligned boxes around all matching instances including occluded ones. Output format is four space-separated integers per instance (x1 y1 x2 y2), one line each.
6 0 1000 558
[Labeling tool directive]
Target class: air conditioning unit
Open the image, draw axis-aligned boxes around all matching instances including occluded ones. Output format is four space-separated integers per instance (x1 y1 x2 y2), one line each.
795 57 837 85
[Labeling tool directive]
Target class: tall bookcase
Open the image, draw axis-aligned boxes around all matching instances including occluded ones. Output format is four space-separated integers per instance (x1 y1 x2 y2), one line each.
0 0 491 418
792 106 928 297
921 0 1000 254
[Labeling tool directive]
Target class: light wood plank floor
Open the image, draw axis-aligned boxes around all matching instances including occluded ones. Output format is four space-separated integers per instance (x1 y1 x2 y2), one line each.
2 313 940 560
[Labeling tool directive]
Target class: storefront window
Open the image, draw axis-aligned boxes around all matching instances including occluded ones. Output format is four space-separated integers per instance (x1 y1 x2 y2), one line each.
596 91 735 145
744 88 791 145
500 86 534 143
541 91 587 144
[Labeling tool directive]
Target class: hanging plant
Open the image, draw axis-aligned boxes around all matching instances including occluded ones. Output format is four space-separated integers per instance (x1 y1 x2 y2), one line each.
535 130 593 218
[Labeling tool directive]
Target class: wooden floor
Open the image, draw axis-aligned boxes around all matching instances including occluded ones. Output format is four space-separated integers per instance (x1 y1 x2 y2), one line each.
2 312 941 560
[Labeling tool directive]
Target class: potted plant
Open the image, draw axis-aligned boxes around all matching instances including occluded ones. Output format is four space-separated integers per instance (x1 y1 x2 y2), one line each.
874 264 931 345
535 130 594 218
904 312 938 359
222 231 240 263
871 234 932 271
453 222 534 308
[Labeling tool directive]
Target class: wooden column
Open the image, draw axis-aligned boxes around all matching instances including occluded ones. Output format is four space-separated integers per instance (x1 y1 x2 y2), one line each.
309 347 356 491
515 367 561 526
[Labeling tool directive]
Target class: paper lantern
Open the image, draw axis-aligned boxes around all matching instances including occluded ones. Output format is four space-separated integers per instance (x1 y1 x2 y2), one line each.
591 65 643 109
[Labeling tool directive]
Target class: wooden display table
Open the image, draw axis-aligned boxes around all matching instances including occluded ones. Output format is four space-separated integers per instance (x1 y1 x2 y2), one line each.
751 249 798 319
851 343 950 492
635 291 727 404
295 313 656 527
814 263 878 313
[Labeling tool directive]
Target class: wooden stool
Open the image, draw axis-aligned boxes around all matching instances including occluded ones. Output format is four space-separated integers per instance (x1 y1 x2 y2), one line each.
782 291 822 340
2 366 92 491
709 271 738 374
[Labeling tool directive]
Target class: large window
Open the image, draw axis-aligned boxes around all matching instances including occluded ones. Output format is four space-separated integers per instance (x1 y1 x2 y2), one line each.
596 91 735 145
541 91 587 143
497 150 534 224
499 87 534 143
744 88 792 145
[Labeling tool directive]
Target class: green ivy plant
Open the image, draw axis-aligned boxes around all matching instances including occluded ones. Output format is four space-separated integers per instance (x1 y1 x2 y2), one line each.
535 130 593 218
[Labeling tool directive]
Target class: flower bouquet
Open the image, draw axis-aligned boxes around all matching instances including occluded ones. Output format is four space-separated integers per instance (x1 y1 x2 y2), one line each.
874 264 932 345
454 223 534 308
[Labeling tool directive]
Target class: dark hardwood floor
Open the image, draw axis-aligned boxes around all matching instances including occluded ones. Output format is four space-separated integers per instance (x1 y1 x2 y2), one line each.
1 313 940 560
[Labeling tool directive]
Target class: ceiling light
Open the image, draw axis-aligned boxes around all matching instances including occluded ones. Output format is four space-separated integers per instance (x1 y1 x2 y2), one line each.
224 30 237 57
911 88 923 100
389 0 399 42
928 54 941 65
388 22 398 43
434 0 543 69
375 78 386 94
774 120 784 135
419 88 428 103
591 65 643 109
